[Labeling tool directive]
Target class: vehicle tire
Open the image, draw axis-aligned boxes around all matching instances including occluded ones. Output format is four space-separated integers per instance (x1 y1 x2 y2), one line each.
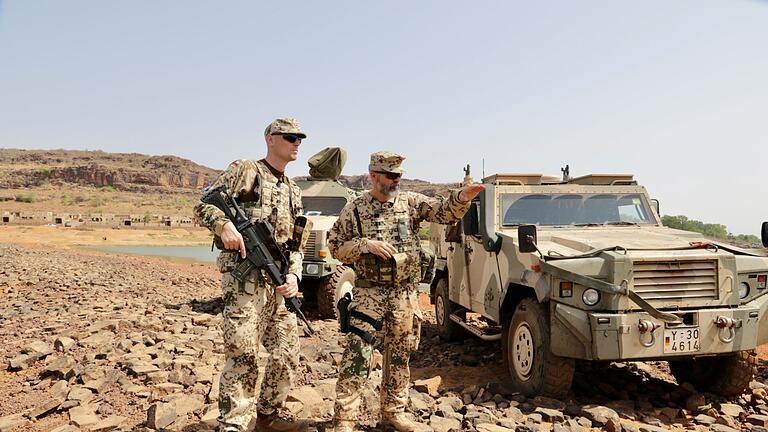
668 350 756 396
317 266 355 319
502 298 575 399
434 277 464 341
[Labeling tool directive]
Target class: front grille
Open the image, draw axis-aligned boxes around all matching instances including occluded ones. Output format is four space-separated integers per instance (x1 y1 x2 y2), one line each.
303 231 318 256
632 260 719 301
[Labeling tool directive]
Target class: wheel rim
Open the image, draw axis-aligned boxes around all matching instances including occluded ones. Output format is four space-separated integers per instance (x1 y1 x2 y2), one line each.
436 294 446 327
512 323 534 381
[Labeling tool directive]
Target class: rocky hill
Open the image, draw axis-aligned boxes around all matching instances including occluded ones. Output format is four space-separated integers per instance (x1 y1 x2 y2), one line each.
0 149 218 192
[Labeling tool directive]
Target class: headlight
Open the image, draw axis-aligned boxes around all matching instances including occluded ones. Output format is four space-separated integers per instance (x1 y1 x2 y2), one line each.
305 264 320 275
739 282 750 299
582 289 600 306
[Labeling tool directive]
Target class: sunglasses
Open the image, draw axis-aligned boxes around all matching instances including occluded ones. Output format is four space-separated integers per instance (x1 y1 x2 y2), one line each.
273 134 302 144
375 171 402 180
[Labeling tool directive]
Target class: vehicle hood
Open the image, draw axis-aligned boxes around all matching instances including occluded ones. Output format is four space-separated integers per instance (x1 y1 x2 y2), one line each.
504 225 713 256
306 215 337 232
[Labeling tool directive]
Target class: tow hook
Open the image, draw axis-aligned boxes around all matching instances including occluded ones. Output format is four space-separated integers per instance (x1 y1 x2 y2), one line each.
638 320 661 347
714 316 741 343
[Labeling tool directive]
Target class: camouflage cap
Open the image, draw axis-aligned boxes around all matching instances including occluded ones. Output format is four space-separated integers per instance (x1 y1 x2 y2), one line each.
264 117 307 138
368 151 405 174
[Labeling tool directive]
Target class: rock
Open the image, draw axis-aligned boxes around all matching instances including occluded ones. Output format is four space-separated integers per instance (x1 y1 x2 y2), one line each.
750 415 768 427
8 354 30 371
201 405 220 425
604 417 623 432
50 425 79 432
709 425 740 432
22 340 54 359
581 405 619 426
636 423 667 432
69 405 100 428
694 414 716 425
45 356 78 380
534 407 564 423
168 394 205 416
532 396 566 411
685 393 706 412
68 386 94 402
54 336 76 352
147 402 176 430
194 365 214 384
619 421 640 432
287 386 326 418
91 416 127 431
29 394 66 418
414 376 442 397
437 396 464 412
0 414 27 432
129 363 161 376
719 403 744 418
476 424 514 432
503 406 526 423
430 415 461 432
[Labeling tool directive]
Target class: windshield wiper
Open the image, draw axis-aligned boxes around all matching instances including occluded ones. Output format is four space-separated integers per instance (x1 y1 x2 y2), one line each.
605 221 638 226
573 223 602 227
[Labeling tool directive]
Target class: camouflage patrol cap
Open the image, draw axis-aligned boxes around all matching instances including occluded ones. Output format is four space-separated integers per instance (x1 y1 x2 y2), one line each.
264 117 307 138
368 151 405 174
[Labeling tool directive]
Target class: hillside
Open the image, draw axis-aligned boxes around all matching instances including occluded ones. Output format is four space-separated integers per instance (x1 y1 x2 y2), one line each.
0 149 456 220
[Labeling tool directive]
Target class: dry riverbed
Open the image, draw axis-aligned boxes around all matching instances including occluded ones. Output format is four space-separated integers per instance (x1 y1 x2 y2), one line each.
2 241 768 432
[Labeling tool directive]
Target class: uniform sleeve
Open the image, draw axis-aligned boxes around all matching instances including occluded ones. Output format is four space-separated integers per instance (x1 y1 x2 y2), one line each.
287 182 304 280
328 204 368 264
409 189 472 225
193 160 244 236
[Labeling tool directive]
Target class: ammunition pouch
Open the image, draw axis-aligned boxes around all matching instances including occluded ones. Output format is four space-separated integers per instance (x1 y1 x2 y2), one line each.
337 292 382 345
419 247 436 284
357 252 418 285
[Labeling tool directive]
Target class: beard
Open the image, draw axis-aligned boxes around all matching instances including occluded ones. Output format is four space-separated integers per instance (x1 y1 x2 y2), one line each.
376 182 401 198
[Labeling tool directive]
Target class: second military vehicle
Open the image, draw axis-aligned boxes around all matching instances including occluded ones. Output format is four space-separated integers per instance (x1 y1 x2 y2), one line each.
430 168 768 397
296 148 357 318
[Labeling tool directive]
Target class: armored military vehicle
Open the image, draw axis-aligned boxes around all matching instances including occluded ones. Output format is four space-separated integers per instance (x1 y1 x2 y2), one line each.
296 148 356 318
430 168 768 398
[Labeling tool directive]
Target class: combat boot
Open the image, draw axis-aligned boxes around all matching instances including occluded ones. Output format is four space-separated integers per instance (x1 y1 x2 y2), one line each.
333 420 356 432
381 412 431 432
254 412 309 432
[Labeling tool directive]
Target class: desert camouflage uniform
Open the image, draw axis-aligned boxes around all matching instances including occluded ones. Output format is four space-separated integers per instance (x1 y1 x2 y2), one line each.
194 157 303 431
328 152 471 422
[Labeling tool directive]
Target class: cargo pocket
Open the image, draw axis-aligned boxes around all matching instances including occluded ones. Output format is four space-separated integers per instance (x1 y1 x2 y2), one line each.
217 252 238 273
409 290 423 351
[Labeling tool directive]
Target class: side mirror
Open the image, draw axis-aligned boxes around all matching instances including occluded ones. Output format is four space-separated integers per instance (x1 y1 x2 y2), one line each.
518 225 538 253
651 199 660 217
462 202 479 236
762 222 768 248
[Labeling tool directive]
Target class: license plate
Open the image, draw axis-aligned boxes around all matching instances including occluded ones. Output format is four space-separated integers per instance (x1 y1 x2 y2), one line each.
664 327 701 353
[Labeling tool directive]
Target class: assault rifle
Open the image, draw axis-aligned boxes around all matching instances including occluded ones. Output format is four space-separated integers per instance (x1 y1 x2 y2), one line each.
201 185 314 334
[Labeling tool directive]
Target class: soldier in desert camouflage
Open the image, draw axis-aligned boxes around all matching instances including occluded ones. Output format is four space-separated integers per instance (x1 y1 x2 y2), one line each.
194 118 308 432
329 152 484 432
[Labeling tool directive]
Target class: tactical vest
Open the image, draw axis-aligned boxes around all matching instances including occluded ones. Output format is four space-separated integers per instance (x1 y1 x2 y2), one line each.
215 160 299 249
353 194 422 285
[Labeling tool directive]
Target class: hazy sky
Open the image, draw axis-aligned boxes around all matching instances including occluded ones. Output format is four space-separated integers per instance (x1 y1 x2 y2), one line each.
0 1 766 235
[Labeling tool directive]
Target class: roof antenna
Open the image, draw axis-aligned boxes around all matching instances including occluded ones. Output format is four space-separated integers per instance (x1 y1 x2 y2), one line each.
561 164 571 182
482 158 485 180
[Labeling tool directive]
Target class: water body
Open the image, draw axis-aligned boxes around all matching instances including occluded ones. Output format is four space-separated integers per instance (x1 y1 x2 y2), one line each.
88 245 217 263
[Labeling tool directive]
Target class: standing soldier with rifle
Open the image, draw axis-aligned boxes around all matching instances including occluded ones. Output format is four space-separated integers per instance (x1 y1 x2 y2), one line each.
194 118 310 432
329 152 485 432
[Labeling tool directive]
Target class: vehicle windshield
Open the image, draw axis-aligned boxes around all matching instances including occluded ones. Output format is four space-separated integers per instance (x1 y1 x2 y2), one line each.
500 193 656 226
301 197 348 216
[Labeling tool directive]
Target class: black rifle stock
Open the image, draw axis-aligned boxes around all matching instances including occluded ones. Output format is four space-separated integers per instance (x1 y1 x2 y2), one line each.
201 185 315 334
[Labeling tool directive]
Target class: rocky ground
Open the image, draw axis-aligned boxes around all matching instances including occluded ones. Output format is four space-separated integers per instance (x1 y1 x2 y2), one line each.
2 244 768 432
